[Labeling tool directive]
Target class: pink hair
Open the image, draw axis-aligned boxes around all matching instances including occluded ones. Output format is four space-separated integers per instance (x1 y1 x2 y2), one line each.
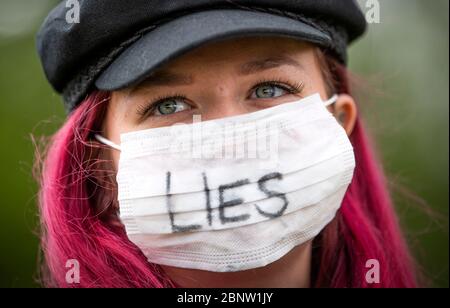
36 57 418 288
311 57 418 287
37 92 174 287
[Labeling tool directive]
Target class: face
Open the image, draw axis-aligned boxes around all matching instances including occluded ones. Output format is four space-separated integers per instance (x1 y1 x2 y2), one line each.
103 36 357 287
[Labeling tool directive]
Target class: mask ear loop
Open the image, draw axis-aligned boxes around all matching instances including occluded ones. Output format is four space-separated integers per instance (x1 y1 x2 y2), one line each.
324 94 339 107
94 134 122 151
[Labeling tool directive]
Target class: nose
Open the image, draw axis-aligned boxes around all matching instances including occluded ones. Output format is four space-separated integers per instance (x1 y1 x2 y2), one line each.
199 86 252 121
202 101 250 121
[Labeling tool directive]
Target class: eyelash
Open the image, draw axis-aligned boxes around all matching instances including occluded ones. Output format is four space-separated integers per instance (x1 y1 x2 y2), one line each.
252 77 305 96
136 79 305 117
136 94 187 117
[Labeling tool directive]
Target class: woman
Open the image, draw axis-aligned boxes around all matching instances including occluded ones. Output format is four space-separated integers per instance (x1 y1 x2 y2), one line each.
36 0 417 287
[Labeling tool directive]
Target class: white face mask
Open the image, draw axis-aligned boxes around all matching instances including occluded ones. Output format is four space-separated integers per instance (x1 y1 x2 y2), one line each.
95 93 355 272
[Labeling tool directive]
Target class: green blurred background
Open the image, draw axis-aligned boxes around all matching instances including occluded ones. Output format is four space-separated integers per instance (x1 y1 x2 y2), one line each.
0 0 448 287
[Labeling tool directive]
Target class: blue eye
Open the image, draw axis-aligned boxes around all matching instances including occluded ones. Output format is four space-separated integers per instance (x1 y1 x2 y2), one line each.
137 80 304 118
154 98 191 116
251 84 289 99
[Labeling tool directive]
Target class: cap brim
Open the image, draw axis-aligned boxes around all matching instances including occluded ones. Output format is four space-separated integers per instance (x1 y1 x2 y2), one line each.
95 9 331 91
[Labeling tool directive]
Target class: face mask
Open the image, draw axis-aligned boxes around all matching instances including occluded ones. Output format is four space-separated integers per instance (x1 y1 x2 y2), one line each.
95 93 355 272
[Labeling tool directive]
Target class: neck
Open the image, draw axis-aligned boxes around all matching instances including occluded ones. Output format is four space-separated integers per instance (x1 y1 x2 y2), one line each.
162 241 312 288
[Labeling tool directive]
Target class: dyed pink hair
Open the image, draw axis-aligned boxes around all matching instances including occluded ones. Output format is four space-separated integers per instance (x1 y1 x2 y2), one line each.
36 93 174 288
36 54 418 288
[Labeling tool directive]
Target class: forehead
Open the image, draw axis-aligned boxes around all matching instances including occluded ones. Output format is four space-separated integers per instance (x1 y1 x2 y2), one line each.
162 36 314 70
122 36 319 94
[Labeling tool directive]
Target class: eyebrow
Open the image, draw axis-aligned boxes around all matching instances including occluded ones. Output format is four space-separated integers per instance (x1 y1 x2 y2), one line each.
238 55 304 75
130 55 303 92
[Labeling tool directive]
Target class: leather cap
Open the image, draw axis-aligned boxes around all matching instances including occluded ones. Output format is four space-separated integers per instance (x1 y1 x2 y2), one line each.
36 0 367 112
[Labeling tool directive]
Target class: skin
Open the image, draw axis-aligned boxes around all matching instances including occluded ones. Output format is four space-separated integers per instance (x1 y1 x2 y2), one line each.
103 36 357 288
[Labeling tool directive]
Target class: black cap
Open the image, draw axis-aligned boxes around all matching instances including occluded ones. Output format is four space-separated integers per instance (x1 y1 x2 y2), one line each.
36 0 367 112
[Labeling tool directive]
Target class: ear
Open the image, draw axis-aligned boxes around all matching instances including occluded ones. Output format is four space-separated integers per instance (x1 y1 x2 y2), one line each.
330 94 358 136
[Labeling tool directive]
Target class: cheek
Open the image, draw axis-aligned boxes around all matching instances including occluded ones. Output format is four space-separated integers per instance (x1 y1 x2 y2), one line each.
296 51 330 98
304 71 329 96
105 92 135 137
102 100 124 172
